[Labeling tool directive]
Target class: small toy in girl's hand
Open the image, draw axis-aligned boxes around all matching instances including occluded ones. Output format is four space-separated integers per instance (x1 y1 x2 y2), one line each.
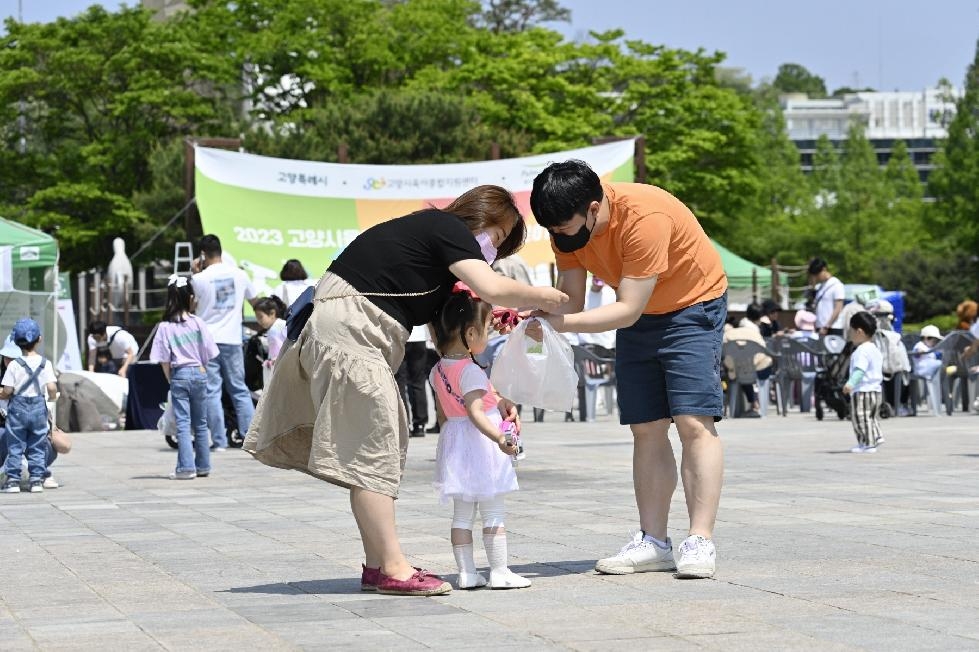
501 420 525 462
492 307 521 326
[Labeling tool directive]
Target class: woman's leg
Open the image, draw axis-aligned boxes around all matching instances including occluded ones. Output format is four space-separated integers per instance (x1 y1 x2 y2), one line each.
349 486 413 580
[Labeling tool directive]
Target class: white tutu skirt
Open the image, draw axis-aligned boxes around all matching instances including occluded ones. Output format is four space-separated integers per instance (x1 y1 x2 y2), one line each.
434 414 518 504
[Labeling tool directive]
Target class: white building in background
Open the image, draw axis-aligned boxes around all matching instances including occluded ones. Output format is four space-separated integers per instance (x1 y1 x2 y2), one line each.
781 86 961 187
141 0 189 20
781 87 959 141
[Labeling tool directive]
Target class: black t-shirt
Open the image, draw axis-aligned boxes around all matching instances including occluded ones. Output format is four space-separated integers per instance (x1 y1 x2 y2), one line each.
328 209 482 330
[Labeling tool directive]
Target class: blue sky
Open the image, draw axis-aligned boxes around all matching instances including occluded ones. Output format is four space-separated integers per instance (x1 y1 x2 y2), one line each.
2 0 977 92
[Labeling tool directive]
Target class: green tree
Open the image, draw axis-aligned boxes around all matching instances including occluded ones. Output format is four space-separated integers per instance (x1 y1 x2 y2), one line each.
0 6 236 270
928 40 979 254
773 63 827 97
479 0 571 33
246 88 531 163
884 140 923 201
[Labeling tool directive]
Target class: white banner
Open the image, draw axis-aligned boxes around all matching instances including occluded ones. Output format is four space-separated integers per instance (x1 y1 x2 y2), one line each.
195 140 637 199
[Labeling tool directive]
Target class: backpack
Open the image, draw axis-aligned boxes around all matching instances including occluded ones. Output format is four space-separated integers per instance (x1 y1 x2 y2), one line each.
55 380 104 433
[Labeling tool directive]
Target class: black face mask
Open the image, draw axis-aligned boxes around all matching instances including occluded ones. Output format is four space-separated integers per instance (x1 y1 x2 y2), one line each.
552 213 594 253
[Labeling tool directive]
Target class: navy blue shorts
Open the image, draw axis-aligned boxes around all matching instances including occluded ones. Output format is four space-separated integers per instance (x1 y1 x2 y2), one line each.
615 293 727 425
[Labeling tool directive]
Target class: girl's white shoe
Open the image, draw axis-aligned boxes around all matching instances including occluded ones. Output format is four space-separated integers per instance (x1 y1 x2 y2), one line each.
488 568 531 589
456 571 488 589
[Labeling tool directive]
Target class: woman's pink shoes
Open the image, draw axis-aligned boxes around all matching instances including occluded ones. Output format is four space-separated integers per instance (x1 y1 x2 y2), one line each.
361 565 451 596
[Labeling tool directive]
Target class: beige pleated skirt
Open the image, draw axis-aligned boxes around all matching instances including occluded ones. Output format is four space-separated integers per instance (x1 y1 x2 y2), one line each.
244 272 409 497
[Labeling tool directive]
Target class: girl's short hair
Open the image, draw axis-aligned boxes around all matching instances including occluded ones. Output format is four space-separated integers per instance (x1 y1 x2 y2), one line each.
163 279 195 323
432 290 493 358
254 296 288 319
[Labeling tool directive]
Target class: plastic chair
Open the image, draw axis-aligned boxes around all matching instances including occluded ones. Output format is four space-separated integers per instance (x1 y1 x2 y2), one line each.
935 331 978 415
722 340 779 417
571 345 616 422
770 336 819 415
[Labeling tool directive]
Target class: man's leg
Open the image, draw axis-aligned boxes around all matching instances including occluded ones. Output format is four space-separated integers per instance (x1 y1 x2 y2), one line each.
630 419 676 541
205 356 228 448
218 343 255 436
405 342 429 428
674 415 724 539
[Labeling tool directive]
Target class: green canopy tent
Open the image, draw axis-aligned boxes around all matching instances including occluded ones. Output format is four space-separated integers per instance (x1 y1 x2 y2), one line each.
712 240 788 310
0 217 62 366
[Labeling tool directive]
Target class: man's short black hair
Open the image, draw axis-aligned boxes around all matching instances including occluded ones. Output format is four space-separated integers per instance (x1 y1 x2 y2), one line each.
199 234 222 258
87 320 107 337
807 257 828 276
761 299 780 315
745 303 763 322
530 159 604 228
850 311 877 337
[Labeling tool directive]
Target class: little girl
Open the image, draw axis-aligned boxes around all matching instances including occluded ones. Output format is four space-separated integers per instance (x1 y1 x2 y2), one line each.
254 296 288 367
151 275 219 479
842 311 883 453
430 284 530 590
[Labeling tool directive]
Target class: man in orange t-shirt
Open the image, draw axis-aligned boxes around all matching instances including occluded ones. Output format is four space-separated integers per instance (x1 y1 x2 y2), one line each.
530 159 728 580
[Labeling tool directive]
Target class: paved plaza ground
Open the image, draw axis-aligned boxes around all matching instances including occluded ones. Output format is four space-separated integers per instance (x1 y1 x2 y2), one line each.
1 406 978 651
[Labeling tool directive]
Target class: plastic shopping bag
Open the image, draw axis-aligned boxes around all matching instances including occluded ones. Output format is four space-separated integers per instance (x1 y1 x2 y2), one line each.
490 319 578 412
157 392 176 438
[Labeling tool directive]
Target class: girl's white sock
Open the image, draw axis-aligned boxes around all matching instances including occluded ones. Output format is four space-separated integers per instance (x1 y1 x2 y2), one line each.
483 532 531 589
453 543 487 589
483 532 509 572
453 543 478 574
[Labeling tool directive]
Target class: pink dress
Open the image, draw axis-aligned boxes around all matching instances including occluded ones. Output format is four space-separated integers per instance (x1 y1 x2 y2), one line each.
431 358 518 504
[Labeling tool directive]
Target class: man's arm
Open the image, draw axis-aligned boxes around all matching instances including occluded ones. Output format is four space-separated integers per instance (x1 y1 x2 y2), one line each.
119 344 137 377
545 275 657 333
87 347 96 372
553 268 587 315
825 298 844 332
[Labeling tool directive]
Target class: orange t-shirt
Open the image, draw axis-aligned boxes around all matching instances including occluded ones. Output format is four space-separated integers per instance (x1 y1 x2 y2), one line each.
552 183 727 315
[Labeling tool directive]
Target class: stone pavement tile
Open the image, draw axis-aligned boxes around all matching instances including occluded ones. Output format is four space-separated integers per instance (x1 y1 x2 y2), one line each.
568 637 694 652
0 624 35 651
231 602 361 625
148 627 295 651
770 613 979 650
683 628 858 651
368 613 548 648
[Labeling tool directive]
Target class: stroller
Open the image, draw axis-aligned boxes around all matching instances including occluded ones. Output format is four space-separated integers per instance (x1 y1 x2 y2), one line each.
813 335 852 421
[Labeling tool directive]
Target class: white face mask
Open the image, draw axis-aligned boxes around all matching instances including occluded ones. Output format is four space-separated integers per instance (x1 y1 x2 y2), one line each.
474 231 497 265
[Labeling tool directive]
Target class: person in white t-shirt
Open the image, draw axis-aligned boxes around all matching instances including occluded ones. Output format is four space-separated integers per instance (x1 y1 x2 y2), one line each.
191 234 260 449
1 319 58 493
843 312 883 453
271 259 316 309
86 321 138 377
807 258 845 336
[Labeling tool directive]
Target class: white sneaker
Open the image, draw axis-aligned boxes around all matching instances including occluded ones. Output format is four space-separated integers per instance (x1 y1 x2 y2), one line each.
488 568 531 589
42 476 60 489
850 445 867 453
675 535 716 579
456 571 488 589
595 532 676 575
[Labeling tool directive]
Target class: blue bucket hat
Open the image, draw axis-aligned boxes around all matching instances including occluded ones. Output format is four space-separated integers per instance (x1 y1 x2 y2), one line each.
11 318 41 346
0 335 21 358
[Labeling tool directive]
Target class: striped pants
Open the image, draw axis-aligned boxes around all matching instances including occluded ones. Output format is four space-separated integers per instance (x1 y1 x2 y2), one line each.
850 391 881 447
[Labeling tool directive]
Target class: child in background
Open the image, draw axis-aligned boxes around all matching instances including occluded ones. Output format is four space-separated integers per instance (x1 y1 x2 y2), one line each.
429 283 530 590
911 325 943 379
842 312 884 453
0 319 58 493
150 275 219 479
253 296 288 367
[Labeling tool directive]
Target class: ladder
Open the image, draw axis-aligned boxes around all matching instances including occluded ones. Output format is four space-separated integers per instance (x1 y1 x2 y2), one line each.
173 242 195 275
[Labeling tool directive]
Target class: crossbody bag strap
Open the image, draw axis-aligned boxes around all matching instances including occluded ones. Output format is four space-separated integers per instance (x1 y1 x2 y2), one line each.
13 358 45 396
434 361 466 407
